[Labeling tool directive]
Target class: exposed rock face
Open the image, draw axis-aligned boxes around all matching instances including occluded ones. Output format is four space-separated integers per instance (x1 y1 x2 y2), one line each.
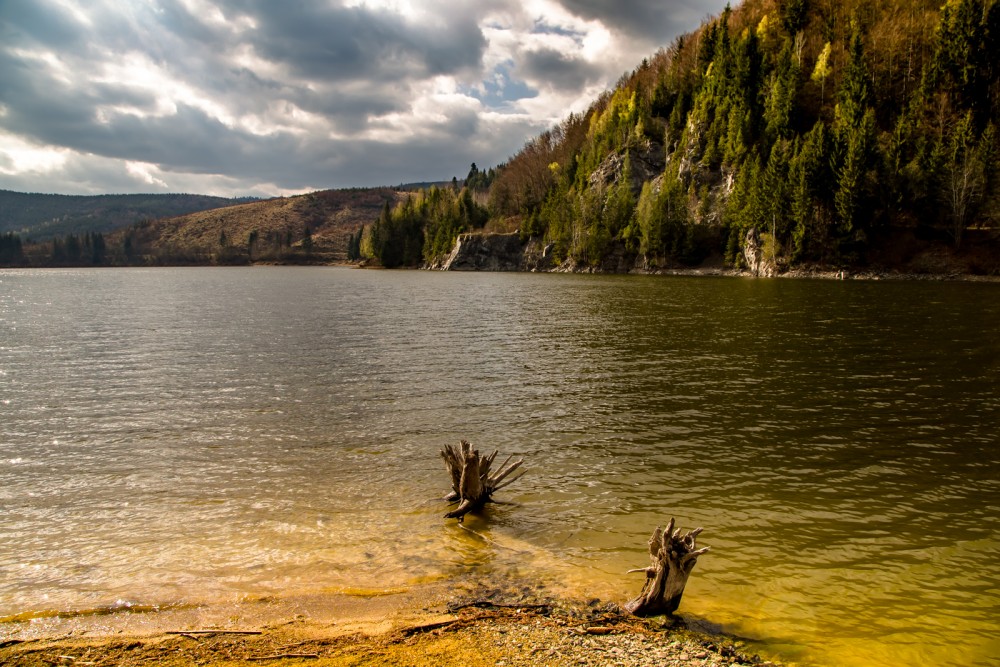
588 141 665 196
742 227 776 277
521 236 557 272
442 233 555 272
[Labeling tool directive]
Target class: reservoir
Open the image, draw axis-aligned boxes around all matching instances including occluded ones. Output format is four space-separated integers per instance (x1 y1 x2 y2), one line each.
1 267 997 666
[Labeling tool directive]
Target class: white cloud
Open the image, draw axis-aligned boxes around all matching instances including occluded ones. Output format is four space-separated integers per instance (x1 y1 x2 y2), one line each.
0 0 723 196
125 160 169 188
0 132 69 175
48 0 93 27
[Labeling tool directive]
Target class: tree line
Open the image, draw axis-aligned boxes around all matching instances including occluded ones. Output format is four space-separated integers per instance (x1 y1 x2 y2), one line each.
535 0 996 270
351 169 490 268
0 231 108 267
358 0 999 272
0 223 318 267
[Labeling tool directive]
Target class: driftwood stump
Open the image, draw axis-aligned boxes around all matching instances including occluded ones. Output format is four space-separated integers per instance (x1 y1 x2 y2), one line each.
441 440 525 521
624 518 709 616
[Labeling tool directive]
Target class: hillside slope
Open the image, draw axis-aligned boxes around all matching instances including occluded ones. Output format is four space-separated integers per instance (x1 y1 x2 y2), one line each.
486 0 1000 275
0 190 250 239
364 0 1000 276
113 188 402 265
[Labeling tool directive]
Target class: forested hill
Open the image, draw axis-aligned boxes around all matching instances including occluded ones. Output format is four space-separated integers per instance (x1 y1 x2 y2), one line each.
0 187 404 267
0 190 255 240
365 0 1000 275
114 187 402 265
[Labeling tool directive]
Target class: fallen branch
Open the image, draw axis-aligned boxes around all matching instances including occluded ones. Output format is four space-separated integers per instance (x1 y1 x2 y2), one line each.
247 654 319 661
399 619 460 636
166 630 262 636
447 600 551 613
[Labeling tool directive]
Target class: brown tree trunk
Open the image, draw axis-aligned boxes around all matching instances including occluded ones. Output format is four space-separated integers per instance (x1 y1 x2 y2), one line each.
441 440 525 521
624 518 709 616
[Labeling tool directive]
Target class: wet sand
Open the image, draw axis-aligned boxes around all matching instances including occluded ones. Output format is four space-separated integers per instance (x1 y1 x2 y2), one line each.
0 581 779 666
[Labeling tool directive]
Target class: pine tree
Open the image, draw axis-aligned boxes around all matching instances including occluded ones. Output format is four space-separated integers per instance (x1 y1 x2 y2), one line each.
604 152 636 239
762 139 793 246
779 0 810 36
764 42 801 143
837 23 872 130
634 180 663 257
833 108 877 251
790 121 831 260
92 232 107 265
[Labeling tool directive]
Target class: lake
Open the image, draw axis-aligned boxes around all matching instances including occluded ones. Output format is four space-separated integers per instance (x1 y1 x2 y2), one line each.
1 267 997 666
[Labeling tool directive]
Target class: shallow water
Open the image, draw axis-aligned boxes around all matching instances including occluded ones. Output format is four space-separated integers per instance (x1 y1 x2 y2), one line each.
1 267 998 665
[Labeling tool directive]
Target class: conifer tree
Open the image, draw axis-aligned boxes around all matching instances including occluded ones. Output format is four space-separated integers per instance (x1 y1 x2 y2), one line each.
838 24 872 129
790 121 831 260
764 42 800 143
779 0 810 36
634 180 663 257
834 108 877 250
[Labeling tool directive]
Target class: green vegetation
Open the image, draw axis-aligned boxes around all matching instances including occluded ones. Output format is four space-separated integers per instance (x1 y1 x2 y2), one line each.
363 0 999 274
364 182 488 268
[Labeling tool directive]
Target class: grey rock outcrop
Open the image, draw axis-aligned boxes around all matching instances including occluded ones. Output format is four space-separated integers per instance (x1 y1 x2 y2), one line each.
587 140 665 196
742 227 776 277
441 232 556 272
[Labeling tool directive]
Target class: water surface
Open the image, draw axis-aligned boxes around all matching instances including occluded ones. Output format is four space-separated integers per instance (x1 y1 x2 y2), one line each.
1 267 998 666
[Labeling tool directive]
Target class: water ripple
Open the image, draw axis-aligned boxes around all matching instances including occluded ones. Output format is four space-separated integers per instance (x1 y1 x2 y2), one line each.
1 268 998 666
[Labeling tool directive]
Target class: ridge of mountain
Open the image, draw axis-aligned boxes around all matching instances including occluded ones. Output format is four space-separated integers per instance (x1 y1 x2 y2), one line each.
0 189 258 240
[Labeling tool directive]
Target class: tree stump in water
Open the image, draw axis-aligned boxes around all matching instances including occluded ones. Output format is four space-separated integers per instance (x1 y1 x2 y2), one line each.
441 440 525 521
624 518 710 616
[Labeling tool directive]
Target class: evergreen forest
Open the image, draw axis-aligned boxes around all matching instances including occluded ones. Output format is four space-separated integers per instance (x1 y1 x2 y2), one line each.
365 0 1000 273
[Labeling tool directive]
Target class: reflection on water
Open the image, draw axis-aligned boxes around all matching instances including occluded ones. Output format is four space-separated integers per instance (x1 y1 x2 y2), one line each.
1 267 998 666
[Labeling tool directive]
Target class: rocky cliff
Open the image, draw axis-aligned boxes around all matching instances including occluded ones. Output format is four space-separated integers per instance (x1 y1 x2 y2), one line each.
441 232 555 272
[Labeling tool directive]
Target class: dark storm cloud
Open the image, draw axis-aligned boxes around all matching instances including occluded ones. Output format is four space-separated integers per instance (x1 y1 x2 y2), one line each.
88 83 161 111
0 0 718 195
554 0 724 42
0 0 87 50
0 0 485 176
0 49 94 149
518 48 598 92
219 0 486 83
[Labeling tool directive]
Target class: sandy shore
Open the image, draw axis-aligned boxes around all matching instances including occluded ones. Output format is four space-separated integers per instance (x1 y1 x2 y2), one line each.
0 582 779 667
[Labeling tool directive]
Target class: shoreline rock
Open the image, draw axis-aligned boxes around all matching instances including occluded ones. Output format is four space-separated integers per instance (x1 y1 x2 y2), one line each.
433 232 1000 283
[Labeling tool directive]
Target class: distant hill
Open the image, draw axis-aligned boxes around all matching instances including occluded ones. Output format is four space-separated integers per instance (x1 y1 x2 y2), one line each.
397 180 455 191
109 187 404 265
0 190 258 240
1 187 406 267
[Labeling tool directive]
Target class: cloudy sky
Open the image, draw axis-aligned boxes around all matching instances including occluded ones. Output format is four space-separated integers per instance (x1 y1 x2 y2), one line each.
0 0 725 197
